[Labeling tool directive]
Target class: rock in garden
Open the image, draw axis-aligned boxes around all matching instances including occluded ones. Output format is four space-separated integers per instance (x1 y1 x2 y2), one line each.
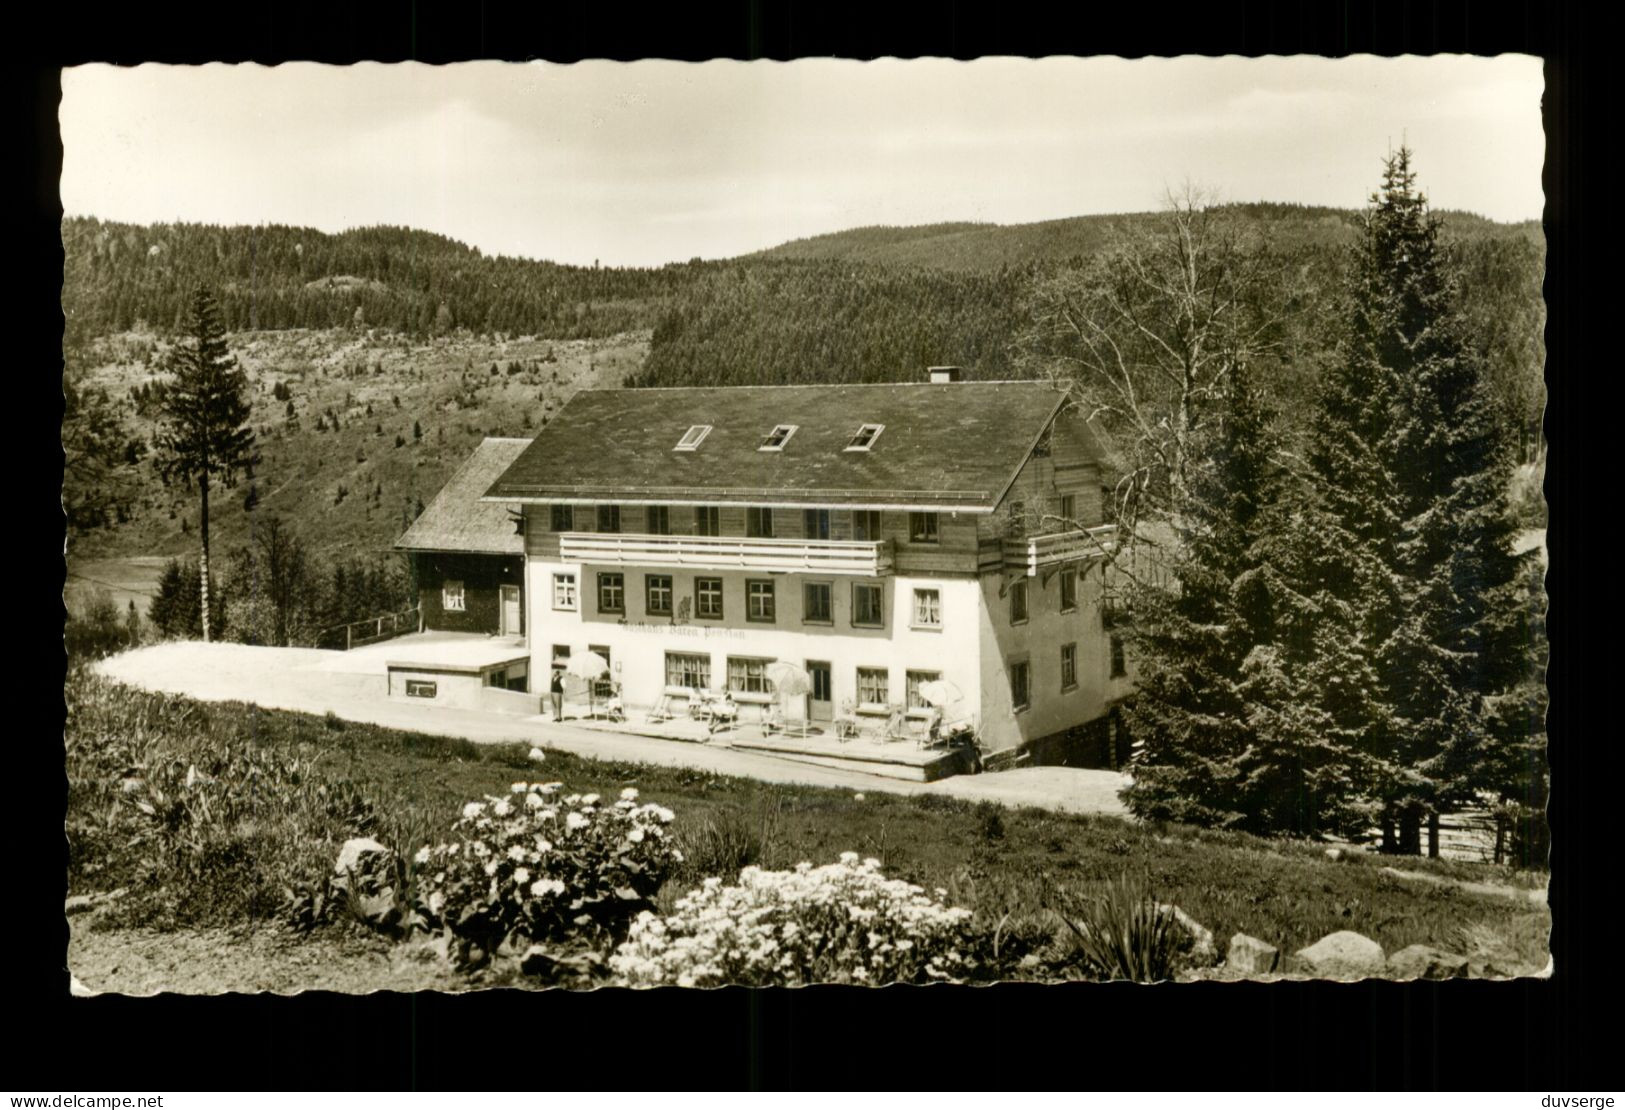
1158 904 1218 966
1387 944 1469 981
333 837 390 875
1226 933 1280 976
1292 930 1386 980
1324 848 1344 861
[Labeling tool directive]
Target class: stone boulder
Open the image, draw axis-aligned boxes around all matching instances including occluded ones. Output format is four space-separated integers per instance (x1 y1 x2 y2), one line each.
1291 930 1387 980
333 837 390 876
1387 944 1469 981
1158 904 1218 967
1226 933 1281 977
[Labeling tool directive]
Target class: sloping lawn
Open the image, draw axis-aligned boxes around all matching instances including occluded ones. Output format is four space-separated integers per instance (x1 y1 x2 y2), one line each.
66 671 1549 977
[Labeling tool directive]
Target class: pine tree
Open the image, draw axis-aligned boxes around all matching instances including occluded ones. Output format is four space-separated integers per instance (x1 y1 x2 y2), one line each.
153 286 255 642
1299 148 1535 854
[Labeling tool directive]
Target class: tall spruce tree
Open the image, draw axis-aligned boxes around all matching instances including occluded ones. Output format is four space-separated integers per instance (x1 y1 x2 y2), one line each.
1303 148 1534 854
1121 362 1354 834
154 285 255 642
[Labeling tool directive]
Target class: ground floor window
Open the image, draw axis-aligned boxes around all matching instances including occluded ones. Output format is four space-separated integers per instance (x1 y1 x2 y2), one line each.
727 656 772 695
553 573 577 611
405 679 437 698
1010 658 1031 711
905 669 942 710
696 577 724 619
1061 642 1077 691
442 580 466 612
857 666 890 706
666 651 710 690
746 579 776 622
803 581 832 623
597 572 625 614
646 574 673 616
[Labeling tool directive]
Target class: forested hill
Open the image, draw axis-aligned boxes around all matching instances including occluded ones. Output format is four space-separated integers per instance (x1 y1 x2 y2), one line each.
61 218 703 344
748 203 1541 271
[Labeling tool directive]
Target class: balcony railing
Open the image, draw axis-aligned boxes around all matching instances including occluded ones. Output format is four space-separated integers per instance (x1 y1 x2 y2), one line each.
559 532 894 576
1004 525 1118 576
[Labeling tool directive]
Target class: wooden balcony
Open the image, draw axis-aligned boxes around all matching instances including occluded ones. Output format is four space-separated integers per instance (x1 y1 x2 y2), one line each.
558 532 894 576
1004 525 1118 576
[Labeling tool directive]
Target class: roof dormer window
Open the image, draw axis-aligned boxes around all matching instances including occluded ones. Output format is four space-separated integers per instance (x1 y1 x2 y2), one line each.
845 423 885 451
758 424 798 452
674 424 712 451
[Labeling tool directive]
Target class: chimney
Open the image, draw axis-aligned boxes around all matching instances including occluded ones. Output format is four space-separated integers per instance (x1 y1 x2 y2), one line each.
928 365 963 384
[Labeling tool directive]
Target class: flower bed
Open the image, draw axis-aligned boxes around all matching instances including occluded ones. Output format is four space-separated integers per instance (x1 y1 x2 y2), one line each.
611 853 978 987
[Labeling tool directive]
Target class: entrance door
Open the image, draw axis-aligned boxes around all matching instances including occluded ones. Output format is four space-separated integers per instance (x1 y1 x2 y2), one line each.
806 660 833 720
500 585 522 637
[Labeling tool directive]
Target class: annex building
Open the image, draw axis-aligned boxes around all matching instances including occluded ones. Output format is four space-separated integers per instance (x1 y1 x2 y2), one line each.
476 368 1137 763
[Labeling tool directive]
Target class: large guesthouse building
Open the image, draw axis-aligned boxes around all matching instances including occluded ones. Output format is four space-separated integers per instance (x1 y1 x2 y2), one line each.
482 369 1136 762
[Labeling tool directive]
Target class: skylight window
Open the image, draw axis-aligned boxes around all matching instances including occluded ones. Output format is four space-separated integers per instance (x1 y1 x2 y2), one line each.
674 425 712 452
758 424 799 452
845 423 885 451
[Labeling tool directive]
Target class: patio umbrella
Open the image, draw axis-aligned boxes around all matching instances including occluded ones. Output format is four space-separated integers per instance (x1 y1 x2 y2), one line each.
916 679 963 707
565 652 610 714
765 661 812 736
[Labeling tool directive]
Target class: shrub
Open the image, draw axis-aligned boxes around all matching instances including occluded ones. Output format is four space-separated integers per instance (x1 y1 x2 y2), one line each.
414 784 679 969
975 801 1006 842
611 854 979 987
1054 875 1192 982
65 588 127 663
672 810 761 882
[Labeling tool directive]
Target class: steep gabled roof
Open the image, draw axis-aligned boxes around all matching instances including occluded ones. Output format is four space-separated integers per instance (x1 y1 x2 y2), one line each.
396 437 533 554
483 382 1077 511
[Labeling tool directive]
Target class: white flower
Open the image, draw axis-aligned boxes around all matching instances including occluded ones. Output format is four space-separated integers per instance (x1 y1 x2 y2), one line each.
853 793 866 802
524 792 545 810
413 846 431 865
582 793 600 805
534 837 553 854
528 747 546 762
839 852 860 865
507 845 527 861
620 787 639 801
566 811 589 831
427 891 445 914
628 828 645 843
530 878 566 898
484 861 499 876
514 868 530 885
462 802 486 819
492 799 512 817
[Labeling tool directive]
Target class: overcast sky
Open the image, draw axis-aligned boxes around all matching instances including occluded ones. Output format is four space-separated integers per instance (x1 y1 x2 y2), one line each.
60 56 1544 268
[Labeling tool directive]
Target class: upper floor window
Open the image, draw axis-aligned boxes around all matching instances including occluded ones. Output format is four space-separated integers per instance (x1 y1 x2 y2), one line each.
696 577 724 619
646 505 670 535
1060 642 1078 691
852 510 882 541
596 504 621 534
645 574 673 616
1007 500 1027 539
1110 633 1127 678
912 588 942 628
552 573 578 611
694 506 721 537
803 509 830 539
1010 658 1031 711
597 573 625 614
1059 494 1077 524
908 512 939 544
803 581 833 623
846 423 885 451
852 582 885 628
759 424 798 452
1060 569 1077 613
1010 580 1029 625
442 580 466 612
674 424 712 451
746 579 776 622
550 504 573 532
746 507 775 538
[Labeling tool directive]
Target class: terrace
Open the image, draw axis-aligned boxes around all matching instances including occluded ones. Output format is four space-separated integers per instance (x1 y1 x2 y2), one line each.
1003 524 1118 576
